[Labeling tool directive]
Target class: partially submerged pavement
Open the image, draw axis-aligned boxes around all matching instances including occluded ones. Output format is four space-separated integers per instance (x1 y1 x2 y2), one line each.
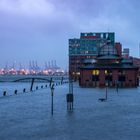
0 83 140 140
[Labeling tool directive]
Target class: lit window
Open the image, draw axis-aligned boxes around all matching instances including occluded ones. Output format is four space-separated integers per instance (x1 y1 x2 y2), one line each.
105 70 108 74
92 70 99 75
76 72 80 75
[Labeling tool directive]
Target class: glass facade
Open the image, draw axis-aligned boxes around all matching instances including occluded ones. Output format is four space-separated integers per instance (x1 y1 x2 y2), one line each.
69 32 115 56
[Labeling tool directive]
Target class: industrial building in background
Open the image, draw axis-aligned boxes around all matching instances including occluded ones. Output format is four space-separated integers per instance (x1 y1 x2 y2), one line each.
0 60 66 76
69 32 139 87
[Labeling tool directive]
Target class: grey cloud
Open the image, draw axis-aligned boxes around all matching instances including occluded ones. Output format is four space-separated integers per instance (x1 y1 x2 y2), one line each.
0 0 140 68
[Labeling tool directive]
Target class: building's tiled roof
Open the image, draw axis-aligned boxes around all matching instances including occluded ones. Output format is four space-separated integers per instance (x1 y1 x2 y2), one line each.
81 63 138 70
121 59 133 63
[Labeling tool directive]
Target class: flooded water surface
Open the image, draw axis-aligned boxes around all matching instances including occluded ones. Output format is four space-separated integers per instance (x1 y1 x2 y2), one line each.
0 80 140 140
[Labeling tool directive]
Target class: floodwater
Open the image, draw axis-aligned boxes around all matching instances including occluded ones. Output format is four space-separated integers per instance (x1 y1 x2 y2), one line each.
0 82 140 140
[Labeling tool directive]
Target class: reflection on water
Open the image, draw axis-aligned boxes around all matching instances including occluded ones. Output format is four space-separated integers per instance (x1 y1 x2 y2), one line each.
0 82 140 140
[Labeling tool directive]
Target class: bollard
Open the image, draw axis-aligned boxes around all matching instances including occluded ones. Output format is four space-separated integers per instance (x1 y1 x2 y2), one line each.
41 85 43 89
23 88 26 93
30 78 35 92
3 91 6 96
14 90 17 95
36 86 38 90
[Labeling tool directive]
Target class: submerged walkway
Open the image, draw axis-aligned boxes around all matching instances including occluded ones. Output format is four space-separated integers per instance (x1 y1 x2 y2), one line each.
0 83 140 140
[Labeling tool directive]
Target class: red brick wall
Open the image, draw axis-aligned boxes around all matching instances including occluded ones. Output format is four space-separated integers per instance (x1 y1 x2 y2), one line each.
112 70 118 86
115 43 122 56
80 69 138 87
99 70 105 87
125 70 136 86
80 69 92 87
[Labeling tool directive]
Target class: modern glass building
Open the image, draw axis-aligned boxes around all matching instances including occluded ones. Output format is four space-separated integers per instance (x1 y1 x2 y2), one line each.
69 32 116 80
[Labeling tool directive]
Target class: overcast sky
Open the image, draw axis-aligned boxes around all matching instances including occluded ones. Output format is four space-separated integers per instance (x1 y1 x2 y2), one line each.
0 0 140 69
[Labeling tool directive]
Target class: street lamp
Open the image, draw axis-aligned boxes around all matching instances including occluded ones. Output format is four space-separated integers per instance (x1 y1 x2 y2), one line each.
50 83 55 116
116 80 119 93
105 82 108 100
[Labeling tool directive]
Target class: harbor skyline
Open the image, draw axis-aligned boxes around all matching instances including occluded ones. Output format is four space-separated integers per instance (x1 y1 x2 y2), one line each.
0 60 66 75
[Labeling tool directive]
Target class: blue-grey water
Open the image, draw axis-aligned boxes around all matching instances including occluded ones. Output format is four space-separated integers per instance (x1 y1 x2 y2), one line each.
0 80 140 140
0 82 48 96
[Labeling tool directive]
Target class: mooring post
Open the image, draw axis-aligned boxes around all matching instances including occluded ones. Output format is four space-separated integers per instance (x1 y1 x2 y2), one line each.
3 91 6 96
30 78 35 92
14 90 17 95
23 88 26 93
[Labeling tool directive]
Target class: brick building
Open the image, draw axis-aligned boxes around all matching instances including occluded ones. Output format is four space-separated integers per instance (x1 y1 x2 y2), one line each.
79 39 139 87
80 56 139 88
69 32 139 87
69 32 123 80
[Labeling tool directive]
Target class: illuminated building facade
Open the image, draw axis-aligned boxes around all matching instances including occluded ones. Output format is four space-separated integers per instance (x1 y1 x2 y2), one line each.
69 32 121 80
79 40 138 88
69 32 139 87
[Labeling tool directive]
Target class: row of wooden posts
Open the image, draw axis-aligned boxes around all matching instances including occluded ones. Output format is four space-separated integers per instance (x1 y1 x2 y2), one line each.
2 81 69 97
2 79 73 115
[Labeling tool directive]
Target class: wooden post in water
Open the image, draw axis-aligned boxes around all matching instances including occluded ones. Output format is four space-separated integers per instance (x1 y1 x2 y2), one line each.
23 88 26 93
14 90 17 95
3 91 6 96
30 78 35 92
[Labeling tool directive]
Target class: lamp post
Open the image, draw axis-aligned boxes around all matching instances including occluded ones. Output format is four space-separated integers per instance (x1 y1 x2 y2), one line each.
51 83 54 116
116 80 119 93
105 82 108 100
98 82 108 102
